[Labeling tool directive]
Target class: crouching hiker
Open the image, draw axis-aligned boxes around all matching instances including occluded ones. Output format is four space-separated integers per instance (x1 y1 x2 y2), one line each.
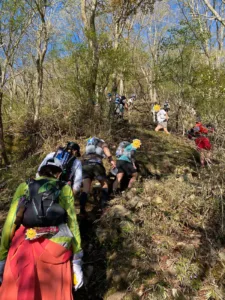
0 158 83 299
113 139 142 193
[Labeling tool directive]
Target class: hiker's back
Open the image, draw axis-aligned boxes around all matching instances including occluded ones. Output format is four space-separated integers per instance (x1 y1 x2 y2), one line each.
22 178 66 228
84 137 105 163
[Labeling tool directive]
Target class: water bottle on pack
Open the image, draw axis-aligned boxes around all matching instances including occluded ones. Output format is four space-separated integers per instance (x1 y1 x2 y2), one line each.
55 147 64 160
61 151 69 166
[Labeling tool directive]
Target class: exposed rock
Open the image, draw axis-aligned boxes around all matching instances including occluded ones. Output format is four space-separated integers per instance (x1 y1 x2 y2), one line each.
126 196 139 209
153 196 163 204
107 205 130 219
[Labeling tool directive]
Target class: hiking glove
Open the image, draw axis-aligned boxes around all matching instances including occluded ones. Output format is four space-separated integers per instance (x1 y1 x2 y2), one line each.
0 260 6 284
72 259 83 291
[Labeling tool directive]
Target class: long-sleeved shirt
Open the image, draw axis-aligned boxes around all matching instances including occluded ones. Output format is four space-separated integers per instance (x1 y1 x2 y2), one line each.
0 177 82 261
37 152 82 192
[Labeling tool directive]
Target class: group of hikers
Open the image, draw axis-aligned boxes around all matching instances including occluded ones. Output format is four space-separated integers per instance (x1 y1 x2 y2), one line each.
0 91 215 298
0 137 142 299
107 93 136 119
152 101 214 167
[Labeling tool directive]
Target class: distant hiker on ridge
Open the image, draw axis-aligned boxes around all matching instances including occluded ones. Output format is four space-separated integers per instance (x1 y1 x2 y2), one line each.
155 106 170 134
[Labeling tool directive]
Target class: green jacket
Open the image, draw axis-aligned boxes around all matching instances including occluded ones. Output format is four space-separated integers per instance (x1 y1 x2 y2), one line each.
0 177 82 261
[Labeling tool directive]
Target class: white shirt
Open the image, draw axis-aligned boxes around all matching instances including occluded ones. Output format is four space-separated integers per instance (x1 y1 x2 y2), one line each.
157 109 167 123
37 152 83 192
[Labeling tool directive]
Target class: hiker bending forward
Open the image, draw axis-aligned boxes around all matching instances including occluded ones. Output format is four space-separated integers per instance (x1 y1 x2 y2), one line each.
0 158 83 300
113 139 141 192
37 142 82 196
80 137 116 215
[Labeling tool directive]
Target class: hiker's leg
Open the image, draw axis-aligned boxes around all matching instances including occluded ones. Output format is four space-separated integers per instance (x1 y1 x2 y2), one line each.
99 179 109 209
124 162 138 189
205 150 212 165
113 172 124 192
128 172 138 188
80 178 91 214
94 164 109 209
155 124 162 131
199 150 205 167
163 127 170 134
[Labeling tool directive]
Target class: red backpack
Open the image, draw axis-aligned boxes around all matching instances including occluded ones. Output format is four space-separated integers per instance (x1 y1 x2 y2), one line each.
194 123 208 134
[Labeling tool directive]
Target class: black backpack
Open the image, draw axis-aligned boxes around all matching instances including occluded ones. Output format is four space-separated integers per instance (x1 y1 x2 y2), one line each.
21 179 67 227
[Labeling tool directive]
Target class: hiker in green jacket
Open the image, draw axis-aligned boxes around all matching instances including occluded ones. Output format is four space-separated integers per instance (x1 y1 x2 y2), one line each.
0 158 83 299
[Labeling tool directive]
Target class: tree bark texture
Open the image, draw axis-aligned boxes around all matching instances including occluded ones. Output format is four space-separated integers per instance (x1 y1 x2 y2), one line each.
0 91 9 166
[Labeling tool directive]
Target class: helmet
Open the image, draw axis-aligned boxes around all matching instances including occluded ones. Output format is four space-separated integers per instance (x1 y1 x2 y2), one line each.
66 142 81 157
43 158 63 172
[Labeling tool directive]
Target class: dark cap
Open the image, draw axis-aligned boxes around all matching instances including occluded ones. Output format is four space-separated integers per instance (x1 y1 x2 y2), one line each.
66 142 81 157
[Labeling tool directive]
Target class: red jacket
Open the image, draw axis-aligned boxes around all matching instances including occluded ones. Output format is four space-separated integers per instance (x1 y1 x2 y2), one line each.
195 136 211 150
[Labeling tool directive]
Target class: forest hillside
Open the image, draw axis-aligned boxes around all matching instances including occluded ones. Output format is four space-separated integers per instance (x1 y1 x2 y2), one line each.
0 0 225 299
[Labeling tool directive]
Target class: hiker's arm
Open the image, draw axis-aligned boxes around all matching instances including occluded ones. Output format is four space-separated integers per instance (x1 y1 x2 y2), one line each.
0 182 27 261
130 150 136 168
102 144 116 168
59 185 82 255
72 160 82 195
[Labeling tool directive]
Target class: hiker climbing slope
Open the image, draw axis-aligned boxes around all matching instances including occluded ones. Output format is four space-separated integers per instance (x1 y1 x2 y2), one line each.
113 139 142 193
80 137 116 215
114 95 127 119
188 122 212 167
155 107 170 134
0 158 83 299
37 142 82 196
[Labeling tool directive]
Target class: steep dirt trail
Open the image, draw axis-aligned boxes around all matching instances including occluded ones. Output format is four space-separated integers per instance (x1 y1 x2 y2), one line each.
74 119 200 300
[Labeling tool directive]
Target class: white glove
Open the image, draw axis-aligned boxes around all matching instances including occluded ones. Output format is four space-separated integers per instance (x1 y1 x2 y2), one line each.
72 259 83 291
0 260 6 285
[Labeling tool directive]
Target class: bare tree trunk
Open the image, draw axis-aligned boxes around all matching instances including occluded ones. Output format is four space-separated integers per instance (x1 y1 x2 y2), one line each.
30 2 49 123
34 57 45 122
0 90 9 165
111 22 121 94
119 77 124 95
81 0 99 102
